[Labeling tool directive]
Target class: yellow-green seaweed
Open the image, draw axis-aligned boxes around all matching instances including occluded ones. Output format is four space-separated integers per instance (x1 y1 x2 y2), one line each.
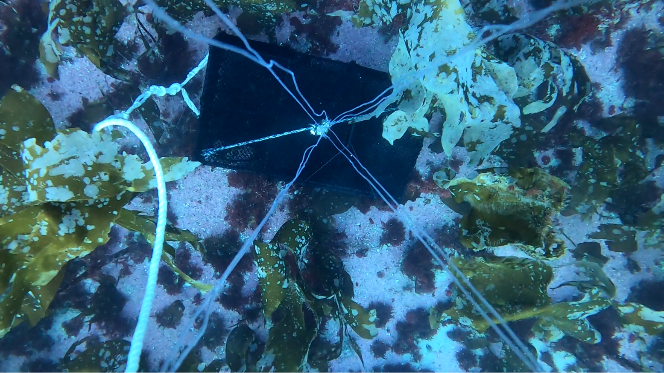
435 256 611 344
439 169 568 259
244 219 378 371
0 85 202 338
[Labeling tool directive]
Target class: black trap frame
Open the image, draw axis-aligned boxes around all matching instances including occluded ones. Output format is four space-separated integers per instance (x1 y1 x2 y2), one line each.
194 33 423 199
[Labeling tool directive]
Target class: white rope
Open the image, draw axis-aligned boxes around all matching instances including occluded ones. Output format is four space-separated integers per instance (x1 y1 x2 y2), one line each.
93 117 167 373
325 130 543 371
124 53 208 118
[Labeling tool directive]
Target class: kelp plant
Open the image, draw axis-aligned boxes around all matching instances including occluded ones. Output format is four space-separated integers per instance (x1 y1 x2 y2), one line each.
0 85 204 338
430 166 664 362
224 219 378 372
434 167 569 259
431 254 664 348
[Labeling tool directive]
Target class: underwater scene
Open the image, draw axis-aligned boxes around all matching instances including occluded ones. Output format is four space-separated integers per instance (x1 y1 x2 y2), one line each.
0 0 663 370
